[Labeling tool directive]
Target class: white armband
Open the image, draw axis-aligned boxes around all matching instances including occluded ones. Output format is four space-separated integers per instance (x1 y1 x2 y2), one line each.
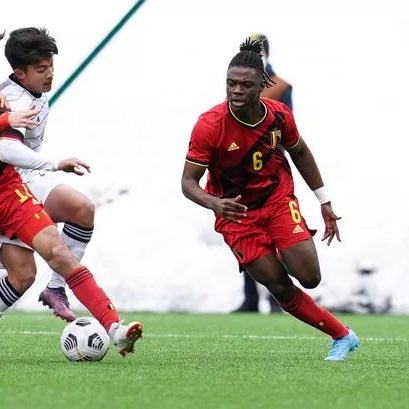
313 186 331 205
0 138 58 171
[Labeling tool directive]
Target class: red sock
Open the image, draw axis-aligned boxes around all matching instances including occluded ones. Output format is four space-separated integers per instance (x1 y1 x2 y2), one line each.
279 287 348 339
66 266 120 333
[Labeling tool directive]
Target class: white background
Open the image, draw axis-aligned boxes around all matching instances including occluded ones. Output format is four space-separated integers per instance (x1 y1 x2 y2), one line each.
1 0 409 313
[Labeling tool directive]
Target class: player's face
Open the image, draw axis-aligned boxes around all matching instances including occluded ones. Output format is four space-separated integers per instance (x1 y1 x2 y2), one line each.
14 57 54 94
226 66 263 113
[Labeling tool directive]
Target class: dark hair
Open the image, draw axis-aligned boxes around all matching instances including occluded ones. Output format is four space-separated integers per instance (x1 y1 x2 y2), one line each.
228 38 274 88
250 34 269 58
5 27 58 69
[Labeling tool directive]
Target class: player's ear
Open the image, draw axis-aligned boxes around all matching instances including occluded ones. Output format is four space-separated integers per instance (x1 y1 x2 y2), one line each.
14 68 25 82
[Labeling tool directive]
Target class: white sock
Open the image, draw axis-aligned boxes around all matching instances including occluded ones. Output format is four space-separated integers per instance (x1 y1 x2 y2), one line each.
108 322 121 339
47 273 67 289
47 222 94 289
0 276 21 313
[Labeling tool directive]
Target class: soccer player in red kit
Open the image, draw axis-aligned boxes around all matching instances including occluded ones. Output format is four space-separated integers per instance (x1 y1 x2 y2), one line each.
0 112 143 357
181 38 359 361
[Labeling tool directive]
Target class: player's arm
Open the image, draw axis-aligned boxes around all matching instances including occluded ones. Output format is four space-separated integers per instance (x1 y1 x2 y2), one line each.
0 108 39 131
182 118 247 221
181 160 213 208
287 138 341 245
286 137 324 192
181 162 247 222
1 85 39 129
280 106 328 197
0 130 90 175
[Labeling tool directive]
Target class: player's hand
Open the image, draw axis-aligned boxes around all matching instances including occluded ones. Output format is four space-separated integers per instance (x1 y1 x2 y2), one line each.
211 195 247 222
8 107 39 128
57 158 91 175
0 93 10 113
320 202 341 246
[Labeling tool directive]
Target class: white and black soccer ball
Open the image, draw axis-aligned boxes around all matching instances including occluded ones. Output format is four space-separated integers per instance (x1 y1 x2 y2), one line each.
60 317 110 362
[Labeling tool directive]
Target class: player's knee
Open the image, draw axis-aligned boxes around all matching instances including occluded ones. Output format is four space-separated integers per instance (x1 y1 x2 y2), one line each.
72 197 95 225
300 273 321 289
48 244 75 273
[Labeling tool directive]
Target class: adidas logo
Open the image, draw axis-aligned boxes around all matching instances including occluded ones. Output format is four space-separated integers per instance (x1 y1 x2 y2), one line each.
293 225 304 234
228 142 240 151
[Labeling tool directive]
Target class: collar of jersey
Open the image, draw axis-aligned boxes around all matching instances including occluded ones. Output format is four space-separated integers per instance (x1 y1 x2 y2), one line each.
228 100 267 128
9 74 42 99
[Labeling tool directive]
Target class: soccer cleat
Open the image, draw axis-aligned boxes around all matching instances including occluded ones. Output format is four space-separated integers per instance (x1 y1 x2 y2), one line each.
325 329 359 361
110 321 143 357
38 287 77 322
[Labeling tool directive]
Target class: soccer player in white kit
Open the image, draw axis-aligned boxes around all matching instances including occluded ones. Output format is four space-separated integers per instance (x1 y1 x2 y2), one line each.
0 28 95 321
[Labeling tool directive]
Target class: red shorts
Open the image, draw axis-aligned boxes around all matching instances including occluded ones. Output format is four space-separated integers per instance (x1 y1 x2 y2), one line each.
215 195 313 264
0 165 53 245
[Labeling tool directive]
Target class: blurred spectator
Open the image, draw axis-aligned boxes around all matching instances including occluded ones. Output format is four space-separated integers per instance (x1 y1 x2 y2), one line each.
332 264 392 314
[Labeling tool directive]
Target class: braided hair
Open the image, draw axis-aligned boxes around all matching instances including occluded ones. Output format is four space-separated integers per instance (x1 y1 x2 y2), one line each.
228 38 275 88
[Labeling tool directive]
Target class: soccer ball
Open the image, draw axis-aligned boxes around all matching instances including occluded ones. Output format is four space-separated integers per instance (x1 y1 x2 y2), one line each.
60 317 110 362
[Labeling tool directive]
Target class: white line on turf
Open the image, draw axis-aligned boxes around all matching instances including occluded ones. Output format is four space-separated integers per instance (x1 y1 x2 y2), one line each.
1 330 408 342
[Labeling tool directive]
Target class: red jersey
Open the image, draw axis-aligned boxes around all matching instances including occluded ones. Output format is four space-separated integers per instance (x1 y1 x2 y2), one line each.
0 113 52 243
0 111 23 184
186 98 300 209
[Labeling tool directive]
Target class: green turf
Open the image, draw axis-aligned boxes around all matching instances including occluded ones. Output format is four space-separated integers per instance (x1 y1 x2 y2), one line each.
1 312 408 409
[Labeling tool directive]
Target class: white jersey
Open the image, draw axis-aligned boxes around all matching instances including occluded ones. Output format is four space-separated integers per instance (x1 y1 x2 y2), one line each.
0 75 49 152
0 77 58 260
0 75 50 181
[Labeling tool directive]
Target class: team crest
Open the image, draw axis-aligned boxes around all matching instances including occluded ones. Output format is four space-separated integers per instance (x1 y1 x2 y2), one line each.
269 129 281 149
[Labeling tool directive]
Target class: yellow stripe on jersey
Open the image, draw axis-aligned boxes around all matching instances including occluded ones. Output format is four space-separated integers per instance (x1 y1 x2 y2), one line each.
185 159 208 168
286 137 301 151
228 101 268 128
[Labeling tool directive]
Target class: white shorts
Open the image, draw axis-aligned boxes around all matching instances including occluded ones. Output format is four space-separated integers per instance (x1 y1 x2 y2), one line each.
0 170 61 268
20 169 61 203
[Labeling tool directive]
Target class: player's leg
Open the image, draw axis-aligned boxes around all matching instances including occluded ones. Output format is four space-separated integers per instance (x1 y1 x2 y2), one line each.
244 253 296 303
244 251 358 360
280 239 359 360
0 242 36 316
258 195 359 359
15 217 142 357
28 176 94 320
42 184 94 264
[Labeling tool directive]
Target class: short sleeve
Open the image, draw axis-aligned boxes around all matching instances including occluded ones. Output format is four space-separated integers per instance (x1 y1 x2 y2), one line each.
185 117 215 167
281 105 300 149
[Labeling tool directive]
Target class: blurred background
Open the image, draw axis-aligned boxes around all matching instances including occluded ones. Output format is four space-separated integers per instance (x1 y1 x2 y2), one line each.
1 0 409 313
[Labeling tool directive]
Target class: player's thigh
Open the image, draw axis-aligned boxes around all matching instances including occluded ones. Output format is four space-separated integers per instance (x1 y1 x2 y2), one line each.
280 238 321 288
244 253 295 302
244 252 293 288
44 184 94 223
25 172 93 221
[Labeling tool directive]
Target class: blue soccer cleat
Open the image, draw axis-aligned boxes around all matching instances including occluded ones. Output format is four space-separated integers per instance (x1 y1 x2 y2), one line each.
325 329 359 361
